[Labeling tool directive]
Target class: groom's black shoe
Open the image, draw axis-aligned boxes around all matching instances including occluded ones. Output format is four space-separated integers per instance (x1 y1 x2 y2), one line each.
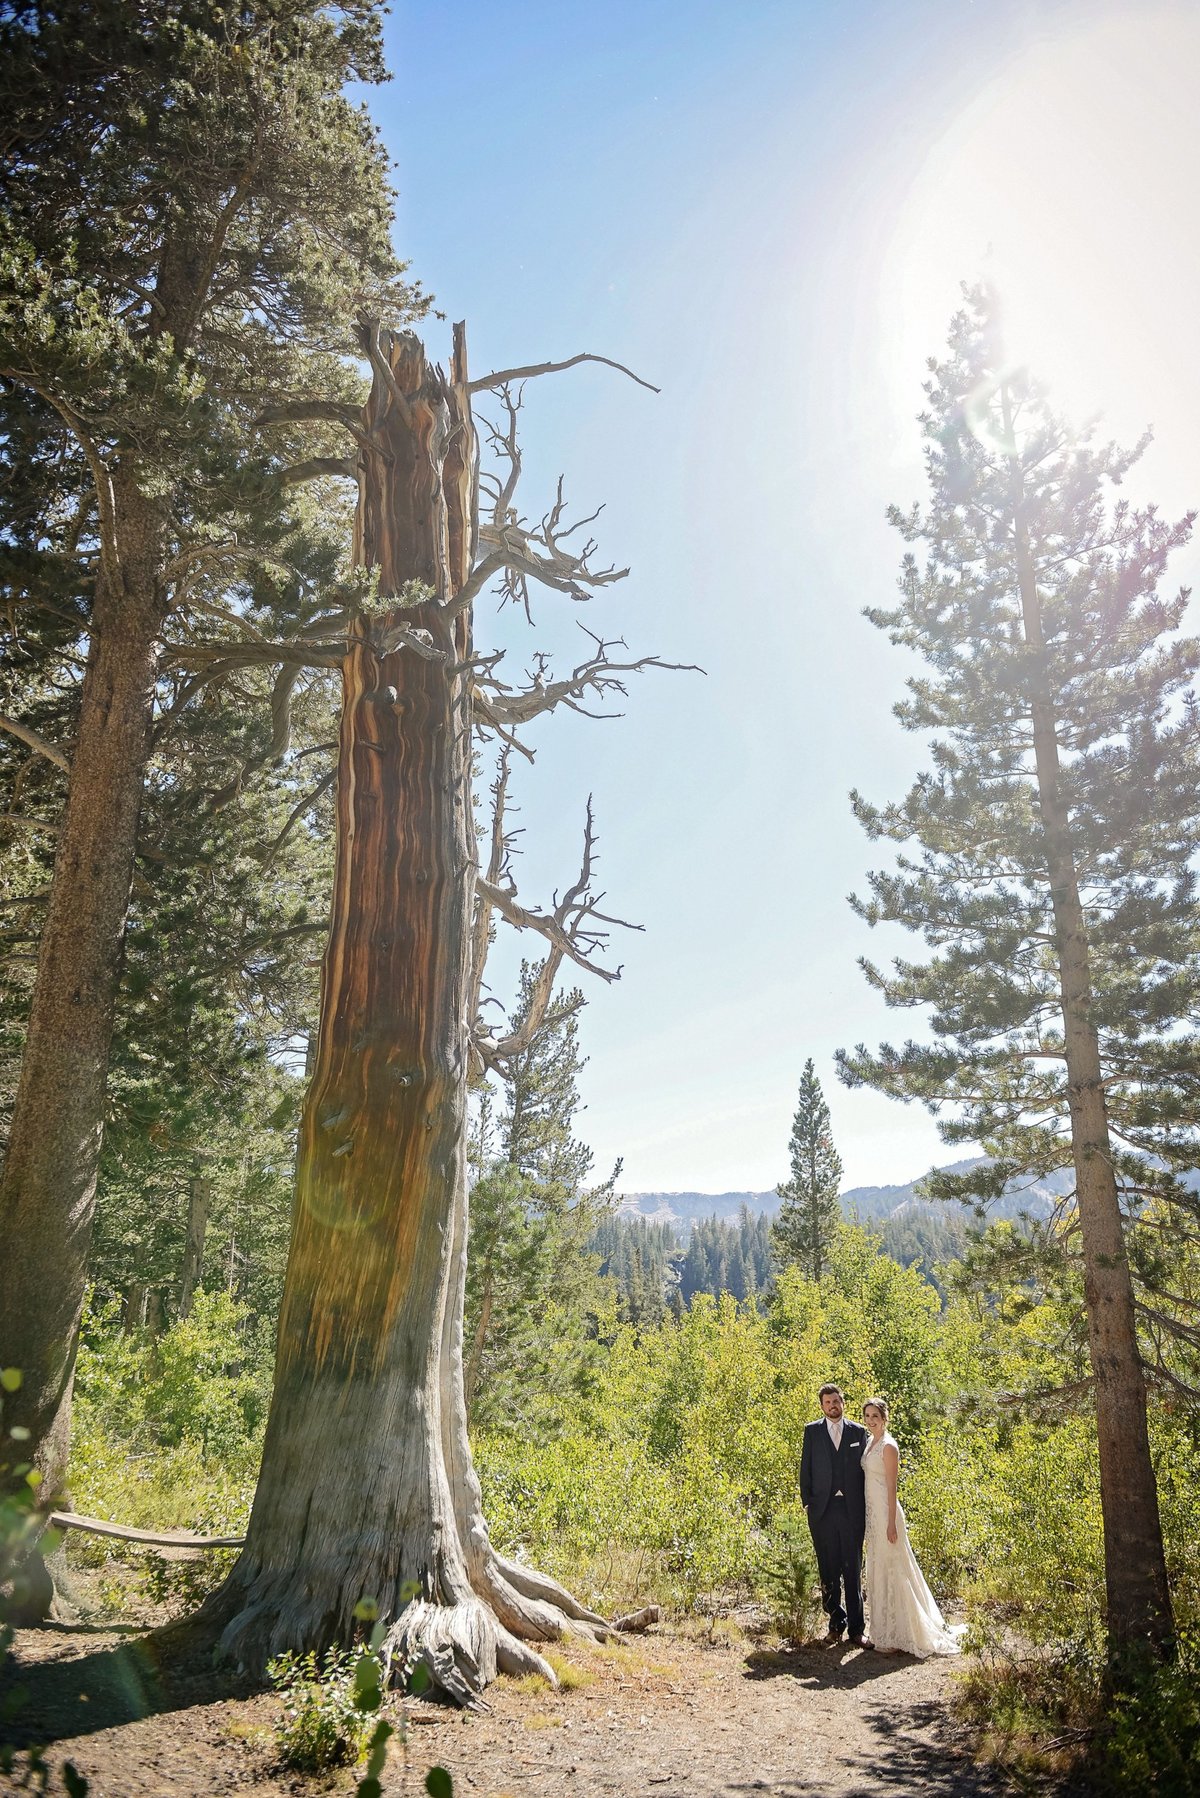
821 1628 843 1645
849 1635 875 1650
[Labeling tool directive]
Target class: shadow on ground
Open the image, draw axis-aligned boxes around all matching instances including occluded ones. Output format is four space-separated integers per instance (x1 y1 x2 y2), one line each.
743 1642 907 1689
739 1648 1017 1796
0 1624 248 1751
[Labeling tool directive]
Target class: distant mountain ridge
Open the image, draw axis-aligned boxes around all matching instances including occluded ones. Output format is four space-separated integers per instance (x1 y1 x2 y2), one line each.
616 1156 1074 1234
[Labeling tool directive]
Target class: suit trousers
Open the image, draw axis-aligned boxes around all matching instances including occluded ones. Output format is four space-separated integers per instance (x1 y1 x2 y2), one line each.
809 1495 864 1639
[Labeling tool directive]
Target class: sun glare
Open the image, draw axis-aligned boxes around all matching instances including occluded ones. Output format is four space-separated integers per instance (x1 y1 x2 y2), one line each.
881 7 1200 493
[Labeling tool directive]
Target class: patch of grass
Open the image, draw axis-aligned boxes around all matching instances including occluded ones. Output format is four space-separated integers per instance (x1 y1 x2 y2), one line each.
542 1649 592 1691
504 1670 553 1695
522 1712 562 1731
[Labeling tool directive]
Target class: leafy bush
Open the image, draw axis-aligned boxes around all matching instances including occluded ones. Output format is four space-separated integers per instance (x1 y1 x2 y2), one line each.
268 1643 384 1772
1098 1628 1200 1797
141 1545 238 1615
67 1291 264 1583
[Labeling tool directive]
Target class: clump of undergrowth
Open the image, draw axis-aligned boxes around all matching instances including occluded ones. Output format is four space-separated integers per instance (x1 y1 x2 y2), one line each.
957 1616 1200 1796
268 1644 381 1772
752 1504 821 1644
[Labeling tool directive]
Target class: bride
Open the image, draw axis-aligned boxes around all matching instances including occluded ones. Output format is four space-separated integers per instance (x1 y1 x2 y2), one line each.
861 1397 960 1657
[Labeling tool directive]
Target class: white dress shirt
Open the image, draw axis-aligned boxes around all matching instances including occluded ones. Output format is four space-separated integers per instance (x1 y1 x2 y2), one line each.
827 1415 845 1495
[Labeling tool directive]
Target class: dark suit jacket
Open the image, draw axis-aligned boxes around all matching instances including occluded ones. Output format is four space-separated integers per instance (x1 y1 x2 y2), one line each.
800 1417 868 1530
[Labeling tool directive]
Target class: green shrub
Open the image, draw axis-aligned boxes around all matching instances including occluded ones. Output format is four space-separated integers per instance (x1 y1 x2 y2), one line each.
268 1643 384 1772
754 1505 821 1642
1096 1629 1200 1797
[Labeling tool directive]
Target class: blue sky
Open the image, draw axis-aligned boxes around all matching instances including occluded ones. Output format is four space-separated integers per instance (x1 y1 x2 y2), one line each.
365 0 1200 1191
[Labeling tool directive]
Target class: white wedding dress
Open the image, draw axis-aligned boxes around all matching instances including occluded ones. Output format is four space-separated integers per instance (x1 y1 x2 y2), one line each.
862 1432 960 1657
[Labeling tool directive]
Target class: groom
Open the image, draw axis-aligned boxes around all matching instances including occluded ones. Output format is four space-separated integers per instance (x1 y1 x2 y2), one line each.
799 1383 870 1646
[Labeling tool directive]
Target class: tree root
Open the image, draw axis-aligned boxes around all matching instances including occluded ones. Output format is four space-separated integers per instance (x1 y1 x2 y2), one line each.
493 1552 612 1632
169 1553 596 1708
477 1556 609 1649
387 1597 558 1706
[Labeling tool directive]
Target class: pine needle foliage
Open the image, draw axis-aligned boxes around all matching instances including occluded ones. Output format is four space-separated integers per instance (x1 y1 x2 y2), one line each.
772 1059 843 1284
839 287 1200 1659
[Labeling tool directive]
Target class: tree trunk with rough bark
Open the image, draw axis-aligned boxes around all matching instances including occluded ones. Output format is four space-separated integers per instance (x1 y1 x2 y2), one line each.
1009 404 1175 1662
0 481 164 1502
196 326 607 1701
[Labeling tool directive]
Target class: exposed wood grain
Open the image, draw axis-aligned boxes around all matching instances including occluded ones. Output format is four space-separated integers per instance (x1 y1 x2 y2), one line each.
49 1511 245 1549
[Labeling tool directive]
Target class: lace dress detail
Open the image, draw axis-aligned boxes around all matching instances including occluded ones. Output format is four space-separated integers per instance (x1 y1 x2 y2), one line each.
862 1432 960 1657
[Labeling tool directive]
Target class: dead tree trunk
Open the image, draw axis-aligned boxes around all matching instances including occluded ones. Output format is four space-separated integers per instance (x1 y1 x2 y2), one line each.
198 326 608 1700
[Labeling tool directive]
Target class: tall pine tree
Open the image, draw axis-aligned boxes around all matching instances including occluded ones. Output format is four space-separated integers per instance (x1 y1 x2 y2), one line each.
772 1059 843 1283
838 289 1198 1665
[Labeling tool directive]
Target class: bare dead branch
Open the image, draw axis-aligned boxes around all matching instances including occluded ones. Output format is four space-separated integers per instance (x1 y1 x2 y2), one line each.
373 621 451 663
482 953 573 1072
443 550 507 621
472 690 536 763
480 631 702 725
467 353 659 396
49 1510 245 1550
479 388 523 524
476 797 641 988
477 514 627 611
0 711 71 771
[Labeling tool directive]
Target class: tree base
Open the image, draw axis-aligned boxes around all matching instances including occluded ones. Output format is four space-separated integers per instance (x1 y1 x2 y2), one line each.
166 1543 616 1707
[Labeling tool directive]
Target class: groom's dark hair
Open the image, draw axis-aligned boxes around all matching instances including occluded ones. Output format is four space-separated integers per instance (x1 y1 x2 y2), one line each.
817 1383 843 1400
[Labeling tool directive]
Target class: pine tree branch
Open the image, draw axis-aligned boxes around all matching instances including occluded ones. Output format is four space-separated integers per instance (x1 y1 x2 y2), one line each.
1 370 123 590
164 640 345 670
265 766 337 866
0 710 71 771
256 398 367 443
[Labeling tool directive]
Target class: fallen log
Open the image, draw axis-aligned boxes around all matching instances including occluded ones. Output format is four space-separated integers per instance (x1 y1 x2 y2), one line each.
612 1605 660 1633
48 1510 245 1549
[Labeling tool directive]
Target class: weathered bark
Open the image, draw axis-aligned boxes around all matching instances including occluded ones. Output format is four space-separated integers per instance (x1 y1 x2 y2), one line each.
195 326 607 1701
1008 396 1174 1662
0 481 165 1503
178 1168 211 1319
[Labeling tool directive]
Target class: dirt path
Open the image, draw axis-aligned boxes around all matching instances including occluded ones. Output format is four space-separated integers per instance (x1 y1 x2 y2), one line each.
1 1617 1016 1798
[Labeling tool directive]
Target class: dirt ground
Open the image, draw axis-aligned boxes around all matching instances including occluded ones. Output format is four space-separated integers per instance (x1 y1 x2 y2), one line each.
0 1598 1021 1798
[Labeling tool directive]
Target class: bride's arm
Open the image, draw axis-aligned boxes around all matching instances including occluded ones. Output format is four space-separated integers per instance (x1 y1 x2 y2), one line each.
883 1442 899 1544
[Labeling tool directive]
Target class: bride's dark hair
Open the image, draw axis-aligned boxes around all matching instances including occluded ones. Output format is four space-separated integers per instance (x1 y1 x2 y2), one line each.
862 1395 889 1421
